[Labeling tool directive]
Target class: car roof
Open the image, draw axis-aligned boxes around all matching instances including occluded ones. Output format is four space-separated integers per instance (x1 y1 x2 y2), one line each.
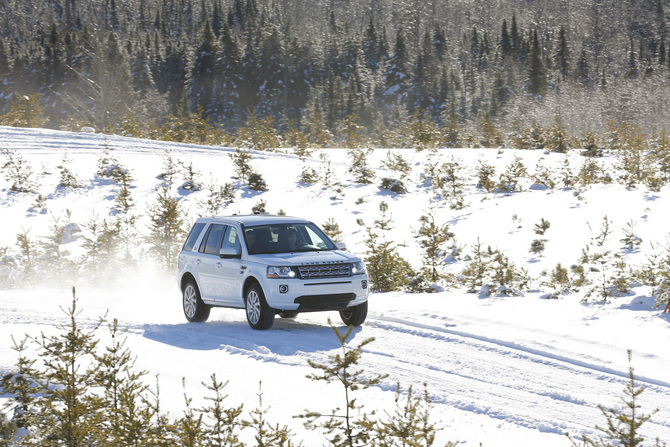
196 214 311 226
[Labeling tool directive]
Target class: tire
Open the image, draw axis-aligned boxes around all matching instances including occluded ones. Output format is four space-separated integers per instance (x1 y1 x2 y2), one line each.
278 311 299 319
183 280 210 323
339 300 368 326
245 283 275 330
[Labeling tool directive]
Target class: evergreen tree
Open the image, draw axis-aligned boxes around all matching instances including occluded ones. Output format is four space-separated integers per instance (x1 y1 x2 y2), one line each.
199 374 244 446
360 201 415 292
2 149 37 193
299 324 386 447
384 29 410 105
0 93 48 128
27 289 105 446
554 26 570 80
146 182 187 270
187 19 219 119
0 336 42 431
568 351 663 447
415 205 453 284
527 30 547 96
95 319 158 446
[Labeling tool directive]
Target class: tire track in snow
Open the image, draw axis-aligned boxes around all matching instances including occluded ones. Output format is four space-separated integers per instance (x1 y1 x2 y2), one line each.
360 314 670 440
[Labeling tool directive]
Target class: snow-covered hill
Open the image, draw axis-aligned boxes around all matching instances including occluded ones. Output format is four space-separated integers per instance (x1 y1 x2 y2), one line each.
1 126 669 445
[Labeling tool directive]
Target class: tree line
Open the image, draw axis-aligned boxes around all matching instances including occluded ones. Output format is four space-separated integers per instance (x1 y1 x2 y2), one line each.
1 0 670 144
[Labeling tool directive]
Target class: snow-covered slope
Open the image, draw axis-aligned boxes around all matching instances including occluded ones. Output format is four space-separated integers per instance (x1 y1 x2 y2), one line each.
1 126 669 445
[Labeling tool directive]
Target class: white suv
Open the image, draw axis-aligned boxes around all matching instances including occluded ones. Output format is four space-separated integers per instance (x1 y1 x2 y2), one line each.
177 215 369 330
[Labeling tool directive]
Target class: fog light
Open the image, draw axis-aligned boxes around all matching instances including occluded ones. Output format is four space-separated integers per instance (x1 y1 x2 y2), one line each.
361 280 368 289
279 284 289 293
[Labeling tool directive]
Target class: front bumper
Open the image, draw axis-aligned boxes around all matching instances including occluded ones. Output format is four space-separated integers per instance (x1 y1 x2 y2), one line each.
264 277 369 312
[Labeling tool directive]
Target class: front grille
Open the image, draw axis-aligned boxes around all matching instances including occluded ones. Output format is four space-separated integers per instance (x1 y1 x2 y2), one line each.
298 263 351 279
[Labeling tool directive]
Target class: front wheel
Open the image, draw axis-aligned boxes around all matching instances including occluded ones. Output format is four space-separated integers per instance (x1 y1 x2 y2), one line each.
339 301 368 326
245 283 275 330
183 280 210 323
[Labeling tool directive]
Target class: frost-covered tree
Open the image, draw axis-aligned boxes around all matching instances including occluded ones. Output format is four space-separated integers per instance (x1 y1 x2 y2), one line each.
360 201 415 292
2 149 37 193
414 205 452 284
348 149 376 184
146 182 187 270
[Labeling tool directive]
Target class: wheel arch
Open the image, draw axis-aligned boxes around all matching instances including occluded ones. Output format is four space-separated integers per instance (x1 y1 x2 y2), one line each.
243 276 262 298
180 272 197 291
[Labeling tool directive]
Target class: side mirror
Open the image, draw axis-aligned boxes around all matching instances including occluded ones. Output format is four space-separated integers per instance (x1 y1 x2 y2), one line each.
219 247 241 259
335 242 347 251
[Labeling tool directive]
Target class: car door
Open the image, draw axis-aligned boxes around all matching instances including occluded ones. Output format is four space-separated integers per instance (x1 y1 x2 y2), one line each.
196 223 226 301
214 225 245 307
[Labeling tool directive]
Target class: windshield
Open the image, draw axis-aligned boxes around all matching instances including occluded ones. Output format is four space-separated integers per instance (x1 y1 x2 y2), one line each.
243 222 337 255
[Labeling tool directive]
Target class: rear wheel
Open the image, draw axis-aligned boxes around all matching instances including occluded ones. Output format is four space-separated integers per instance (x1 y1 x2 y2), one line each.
339 301 368 326
245 283 275 330
183 280 210 323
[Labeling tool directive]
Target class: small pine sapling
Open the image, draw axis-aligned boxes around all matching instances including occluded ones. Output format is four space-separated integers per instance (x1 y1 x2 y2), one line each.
532 160 556 189
199 182 236 216
530 239 546 255
534 218 551 235
29 193 48 214
16 229 38 284
497 155 528 193
177 378 205 447
542 263 572 297
580 216 624 301
244 383 294 447
375 382 457 447
348 149 375 184
95 319 158 445
28 288 105 445
2 149 37 193
57 152 81 189
251 200 266 215
560 156 576 189
414 205 453 286
360 202 416 292
461 238 490 293
567 351 665 447
199 374 244 447
179 160 201 191
96 143 130 184
230 148 253 183
620 219 642 251
323 218 344 242
476 158 496 192
235 112 281 151
247 171 268 191
298 323 387 447
1 335 42 430
146 183 187 270
299 164 320 184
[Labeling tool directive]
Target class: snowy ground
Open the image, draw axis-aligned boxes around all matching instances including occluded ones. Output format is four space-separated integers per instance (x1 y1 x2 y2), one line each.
1 126 670 445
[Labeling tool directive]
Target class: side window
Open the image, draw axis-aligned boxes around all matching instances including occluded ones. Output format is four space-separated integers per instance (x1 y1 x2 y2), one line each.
201 224 226 255
222 226 241 254
182 222 206 251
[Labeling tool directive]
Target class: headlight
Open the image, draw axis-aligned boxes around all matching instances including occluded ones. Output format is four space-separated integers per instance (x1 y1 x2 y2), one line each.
267 266 297 278
351 261 366 275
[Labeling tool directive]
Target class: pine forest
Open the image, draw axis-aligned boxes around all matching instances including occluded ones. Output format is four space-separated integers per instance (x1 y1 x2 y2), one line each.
1 0 670 147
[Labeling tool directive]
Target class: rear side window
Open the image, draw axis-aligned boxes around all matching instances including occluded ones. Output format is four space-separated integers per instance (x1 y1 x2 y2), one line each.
182 223 206 251
201 224 226 255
